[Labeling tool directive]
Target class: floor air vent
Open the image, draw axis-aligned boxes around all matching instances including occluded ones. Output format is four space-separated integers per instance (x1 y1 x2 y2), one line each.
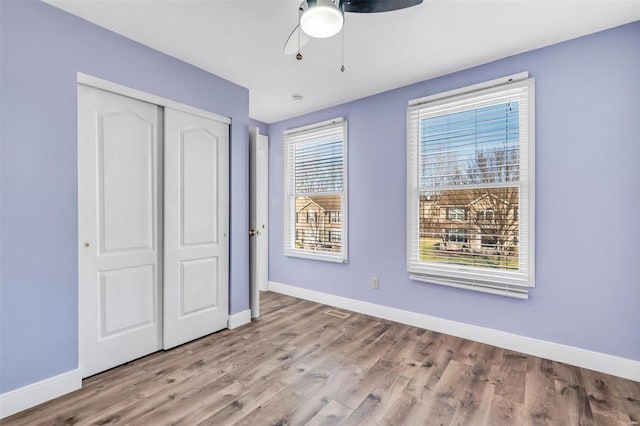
324 309 351 319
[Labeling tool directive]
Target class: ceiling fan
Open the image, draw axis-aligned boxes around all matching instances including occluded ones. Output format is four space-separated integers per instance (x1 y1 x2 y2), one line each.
283 0 423 66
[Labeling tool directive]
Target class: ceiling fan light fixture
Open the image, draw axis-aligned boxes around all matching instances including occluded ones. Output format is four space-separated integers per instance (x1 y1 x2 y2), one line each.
300 1 344 38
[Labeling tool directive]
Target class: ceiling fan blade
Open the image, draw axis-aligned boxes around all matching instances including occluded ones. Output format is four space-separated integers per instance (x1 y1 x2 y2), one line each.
283 24 311 55
342 0 423 13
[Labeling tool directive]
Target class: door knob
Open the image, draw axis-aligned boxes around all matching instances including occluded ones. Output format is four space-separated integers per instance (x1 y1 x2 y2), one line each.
249 229 256 236
83 242 90 248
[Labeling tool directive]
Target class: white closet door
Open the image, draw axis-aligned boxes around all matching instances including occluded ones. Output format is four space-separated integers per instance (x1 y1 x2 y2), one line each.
163 108 229 349
78 85 162 378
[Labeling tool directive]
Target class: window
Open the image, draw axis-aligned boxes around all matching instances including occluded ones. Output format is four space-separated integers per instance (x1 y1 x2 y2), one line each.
407 73 535 298
446 229 468 244
307 211 317 224
284 118 348 262
329 211 342 223
447 207 466 221
481 235 499 249
478 208 495 221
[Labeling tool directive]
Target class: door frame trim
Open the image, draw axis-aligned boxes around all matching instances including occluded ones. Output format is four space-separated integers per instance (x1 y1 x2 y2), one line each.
77 73 231 125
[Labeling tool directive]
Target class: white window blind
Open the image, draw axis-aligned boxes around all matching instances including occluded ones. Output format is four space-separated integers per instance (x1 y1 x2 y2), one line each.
407 74 535 298
284 118 348 262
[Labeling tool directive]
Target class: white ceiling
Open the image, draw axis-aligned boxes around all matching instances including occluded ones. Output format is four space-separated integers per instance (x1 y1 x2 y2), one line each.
45 0 640 123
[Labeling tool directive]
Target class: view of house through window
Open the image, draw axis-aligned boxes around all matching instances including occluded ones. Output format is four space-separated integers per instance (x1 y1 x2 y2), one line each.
420 188 520 270
407 75 534 297
284 118 347 262
295 195 342 252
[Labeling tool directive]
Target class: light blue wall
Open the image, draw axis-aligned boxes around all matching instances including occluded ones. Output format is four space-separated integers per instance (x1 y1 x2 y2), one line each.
0 1 250 393
249 118 269 137
269 22 640 361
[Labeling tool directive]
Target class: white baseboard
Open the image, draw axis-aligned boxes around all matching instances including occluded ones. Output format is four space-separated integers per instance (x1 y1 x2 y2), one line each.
268 281 640 382
0 369 82 419
227 309 251 330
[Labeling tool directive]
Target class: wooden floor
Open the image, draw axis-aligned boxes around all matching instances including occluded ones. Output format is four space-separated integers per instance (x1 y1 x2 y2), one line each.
4 292 639 425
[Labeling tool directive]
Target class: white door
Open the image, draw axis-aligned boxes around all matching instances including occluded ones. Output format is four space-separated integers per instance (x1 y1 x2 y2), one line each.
163 108 229 349
78 85 162 378
249 128 269 319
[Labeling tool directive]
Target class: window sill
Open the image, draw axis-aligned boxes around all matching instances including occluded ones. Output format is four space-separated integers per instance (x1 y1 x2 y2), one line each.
409 273 530 299
285 249 347 264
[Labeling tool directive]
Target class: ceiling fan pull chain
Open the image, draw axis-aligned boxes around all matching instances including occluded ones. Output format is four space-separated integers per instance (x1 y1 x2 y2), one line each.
296 25 303 60
340 20 345 72
296 5 303 61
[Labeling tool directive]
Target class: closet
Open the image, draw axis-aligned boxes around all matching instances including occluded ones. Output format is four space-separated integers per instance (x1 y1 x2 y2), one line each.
78 82 229 377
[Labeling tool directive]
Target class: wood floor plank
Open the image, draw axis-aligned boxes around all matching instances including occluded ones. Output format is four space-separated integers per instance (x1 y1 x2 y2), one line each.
422 359 477 425
195 361 309 425
398 331 465 424
335 325 414 410
306 400 353 426
495 364 527 403
487 394 526 425
524 358 559 425
553 378 594 426
380 389 420 425
232 362 330 426
287 362 363 426
165 381 245 425
3 291 639 426
448 337 502 425
582 368 640 424
344 359 420 425
105 363 238 424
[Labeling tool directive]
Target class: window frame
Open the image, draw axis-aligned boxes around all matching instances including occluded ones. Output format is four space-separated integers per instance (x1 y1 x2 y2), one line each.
406 73 535 298
283 118 348 263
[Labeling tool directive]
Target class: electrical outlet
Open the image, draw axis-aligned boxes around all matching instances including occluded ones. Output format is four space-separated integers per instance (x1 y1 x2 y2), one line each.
371 277 380 289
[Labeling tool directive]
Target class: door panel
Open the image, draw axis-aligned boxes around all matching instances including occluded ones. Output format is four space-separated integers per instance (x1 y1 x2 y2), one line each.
181 129 219 246
100 265 155 336
180 258 219 316
100 113 155 252
256 136 269 293
164 108 229 349
249 128 269 318
78 85 162 378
